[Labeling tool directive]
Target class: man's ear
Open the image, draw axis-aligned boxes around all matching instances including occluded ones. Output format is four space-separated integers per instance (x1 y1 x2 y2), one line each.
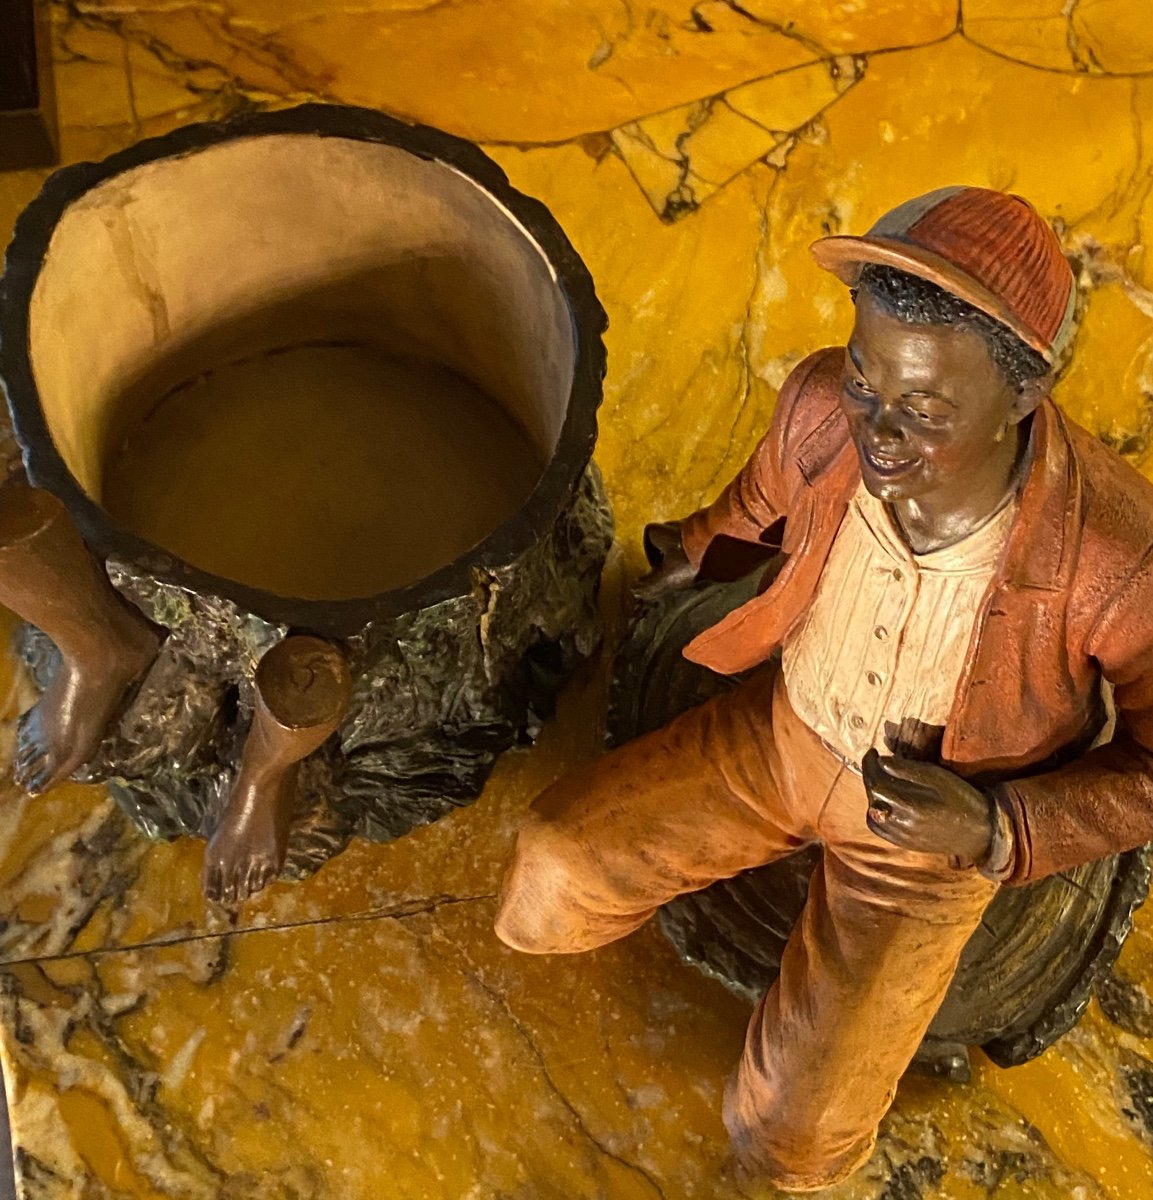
1008 373 1051 425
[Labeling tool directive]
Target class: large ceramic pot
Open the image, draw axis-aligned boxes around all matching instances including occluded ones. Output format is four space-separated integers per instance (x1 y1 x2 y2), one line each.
0 105 612 876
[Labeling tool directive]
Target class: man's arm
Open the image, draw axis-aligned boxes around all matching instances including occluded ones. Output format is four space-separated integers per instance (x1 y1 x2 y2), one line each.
993 545 1153 885
992 736 1153 884
634 350 833 599
678 350 829 572
865 548 1153 884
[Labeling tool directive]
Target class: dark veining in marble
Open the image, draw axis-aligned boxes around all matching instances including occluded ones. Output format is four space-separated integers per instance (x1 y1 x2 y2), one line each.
1119 1048 1153 1151
1098 967 1153 1038
877 1156 944 1200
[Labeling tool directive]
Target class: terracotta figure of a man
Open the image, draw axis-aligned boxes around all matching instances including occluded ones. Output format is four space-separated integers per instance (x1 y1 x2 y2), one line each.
495 187 1153 1189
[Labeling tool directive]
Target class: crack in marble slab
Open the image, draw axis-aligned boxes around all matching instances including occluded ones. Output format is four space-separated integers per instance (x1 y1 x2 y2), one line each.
1 899 717 1198
40 0 1153 231
424 905 757 1199
1063 0 1100 74
1 892 497 970
689 0 833 60
59 0 334 126
458 965 679 1200
606 3 1152 217
604 22 1148 220
958 0 1153 78
0 863 1129 1197
610 55 869 221
695 199 773 499
435 906 1115 1198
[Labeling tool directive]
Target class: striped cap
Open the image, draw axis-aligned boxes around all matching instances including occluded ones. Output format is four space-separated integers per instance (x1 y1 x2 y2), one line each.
811 186 1076 363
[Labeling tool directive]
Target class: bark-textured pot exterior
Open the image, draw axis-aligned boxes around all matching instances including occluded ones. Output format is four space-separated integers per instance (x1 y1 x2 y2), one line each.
0 106 613 871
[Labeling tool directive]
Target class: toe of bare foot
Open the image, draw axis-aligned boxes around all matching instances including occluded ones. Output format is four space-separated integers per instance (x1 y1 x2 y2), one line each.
243 858 277 900
12 694 92 797
203 848 240 905
14 708 56 795
15 706 42 761
203 843 281 906
203 858 224 904
13 632 163 798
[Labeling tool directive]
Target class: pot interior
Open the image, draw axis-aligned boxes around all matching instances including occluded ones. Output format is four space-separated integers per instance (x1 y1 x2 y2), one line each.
27 133 575 601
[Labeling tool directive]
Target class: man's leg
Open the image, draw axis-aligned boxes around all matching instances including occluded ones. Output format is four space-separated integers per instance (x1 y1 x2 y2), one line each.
0 482 162 794
724 762 998 1191
496 665 816 955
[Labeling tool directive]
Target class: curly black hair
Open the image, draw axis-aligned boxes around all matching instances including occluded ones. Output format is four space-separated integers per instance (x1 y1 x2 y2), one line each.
852 263 1050 388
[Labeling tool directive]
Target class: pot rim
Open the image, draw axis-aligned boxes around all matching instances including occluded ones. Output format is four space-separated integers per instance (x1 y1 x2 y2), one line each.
0 103 607 637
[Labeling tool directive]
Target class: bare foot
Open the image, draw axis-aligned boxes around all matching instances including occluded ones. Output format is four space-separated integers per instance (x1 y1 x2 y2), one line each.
14 623 161 796
201 635 350 905
203 772 295 904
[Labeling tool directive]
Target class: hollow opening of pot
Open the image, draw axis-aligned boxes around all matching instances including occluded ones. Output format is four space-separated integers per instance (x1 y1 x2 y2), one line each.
27 132 577 601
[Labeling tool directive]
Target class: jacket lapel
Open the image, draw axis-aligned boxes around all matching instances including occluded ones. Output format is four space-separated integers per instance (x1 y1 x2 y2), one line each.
682 394 1085 766
682 411 858 674
942 400 1084 769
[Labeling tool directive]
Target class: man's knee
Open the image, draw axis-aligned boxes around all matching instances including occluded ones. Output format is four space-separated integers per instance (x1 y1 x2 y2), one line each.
495 815 618 955
495 813 657 954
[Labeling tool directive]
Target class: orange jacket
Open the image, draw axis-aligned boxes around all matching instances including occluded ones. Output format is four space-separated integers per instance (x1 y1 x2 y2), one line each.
678 347 1153 885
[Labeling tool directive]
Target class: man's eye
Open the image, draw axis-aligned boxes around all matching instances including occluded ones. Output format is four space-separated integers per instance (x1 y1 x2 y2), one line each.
851 378 874 394
905 405 945 424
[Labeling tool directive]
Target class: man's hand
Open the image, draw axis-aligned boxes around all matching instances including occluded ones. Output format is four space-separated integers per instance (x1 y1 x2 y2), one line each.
861 748 995 865
633 521 697 601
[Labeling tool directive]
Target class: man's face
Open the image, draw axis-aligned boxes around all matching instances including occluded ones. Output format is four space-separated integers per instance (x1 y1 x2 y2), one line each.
841 291 1023 504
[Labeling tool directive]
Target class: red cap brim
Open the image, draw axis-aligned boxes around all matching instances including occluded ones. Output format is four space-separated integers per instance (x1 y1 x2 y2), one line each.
811 234 1056 363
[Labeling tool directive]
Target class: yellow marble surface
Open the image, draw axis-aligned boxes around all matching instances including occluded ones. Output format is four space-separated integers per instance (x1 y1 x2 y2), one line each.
1 0 1153 1196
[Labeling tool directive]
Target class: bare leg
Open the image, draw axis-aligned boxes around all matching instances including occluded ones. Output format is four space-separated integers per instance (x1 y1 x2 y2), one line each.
0 483 161 795
203 635 351 904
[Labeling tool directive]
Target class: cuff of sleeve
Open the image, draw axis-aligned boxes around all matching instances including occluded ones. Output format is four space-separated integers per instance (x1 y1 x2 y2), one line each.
977 787 1017 882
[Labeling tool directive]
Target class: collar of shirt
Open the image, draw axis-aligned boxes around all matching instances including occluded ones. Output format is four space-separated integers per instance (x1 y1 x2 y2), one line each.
851 483 1018 576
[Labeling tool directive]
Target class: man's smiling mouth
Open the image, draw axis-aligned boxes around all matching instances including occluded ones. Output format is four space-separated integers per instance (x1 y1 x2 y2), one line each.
861 447 918 477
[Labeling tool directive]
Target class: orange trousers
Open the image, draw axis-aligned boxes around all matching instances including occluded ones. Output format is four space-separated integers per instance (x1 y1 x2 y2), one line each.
495 665 998 1191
